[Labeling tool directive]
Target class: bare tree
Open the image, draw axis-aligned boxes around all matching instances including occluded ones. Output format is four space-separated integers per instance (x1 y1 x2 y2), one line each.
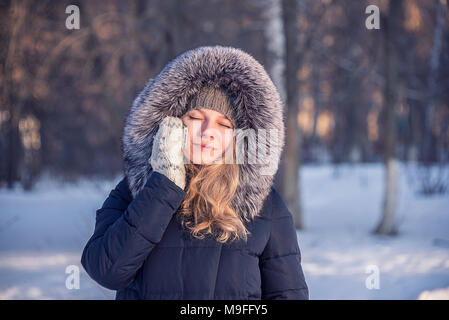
280 0 303 229
261 0 287 195
262 0 286 102
414 0 448 195
422 0 446 163
375 0 402 235
2 0 31 188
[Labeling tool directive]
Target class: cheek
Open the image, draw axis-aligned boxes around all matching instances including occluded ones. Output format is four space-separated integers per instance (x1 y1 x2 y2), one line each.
185 128 194 150
219 131 234 153
182 122 193 141
186 122 201 139
185 124 199 152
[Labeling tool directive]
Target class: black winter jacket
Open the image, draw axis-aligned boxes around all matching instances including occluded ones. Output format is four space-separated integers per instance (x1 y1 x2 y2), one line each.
81 171 309 300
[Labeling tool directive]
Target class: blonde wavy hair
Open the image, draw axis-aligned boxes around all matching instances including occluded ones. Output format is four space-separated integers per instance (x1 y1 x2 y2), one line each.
177 150 250 244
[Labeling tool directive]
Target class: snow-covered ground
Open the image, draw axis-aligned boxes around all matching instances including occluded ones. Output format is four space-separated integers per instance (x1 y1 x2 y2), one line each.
299 163 449 299
0 163 448 299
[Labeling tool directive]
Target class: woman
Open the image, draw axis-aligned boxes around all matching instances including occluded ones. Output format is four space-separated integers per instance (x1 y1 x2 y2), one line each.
81 45 309 300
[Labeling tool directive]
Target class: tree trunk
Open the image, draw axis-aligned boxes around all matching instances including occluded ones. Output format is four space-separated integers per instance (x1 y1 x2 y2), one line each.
375 0 402 236
281 0 303 229
262 0 286 195
2 1 29 188
262 0 286 103
422 0 446 163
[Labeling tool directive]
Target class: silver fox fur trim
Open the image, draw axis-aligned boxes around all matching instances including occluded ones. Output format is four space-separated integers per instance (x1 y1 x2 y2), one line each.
122 45 285 222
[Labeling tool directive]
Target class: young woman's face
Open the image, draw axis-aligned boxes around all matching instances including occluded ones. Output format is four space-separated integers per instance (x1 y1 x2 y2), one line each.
181 108 234 165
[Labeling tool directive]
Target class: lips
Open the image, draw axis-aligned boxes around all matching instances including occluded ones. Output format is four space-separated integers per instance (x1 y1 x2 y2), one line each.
194 143 216 151
201 146 214 151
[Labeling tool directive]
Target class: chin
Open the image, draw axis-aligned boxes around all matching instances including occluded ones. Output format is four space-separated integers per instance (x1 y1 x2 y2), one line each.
189 153 222 165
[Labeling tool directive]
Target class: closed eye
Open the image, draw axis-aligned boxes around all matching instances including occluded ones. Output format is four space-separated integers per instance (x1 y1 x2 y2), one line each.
219 123 232 128
189 115 202 120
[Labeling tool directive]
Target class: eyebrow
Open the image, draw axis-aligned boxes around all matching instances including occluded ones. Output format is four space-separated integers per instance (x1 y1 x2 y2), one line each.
217 114 230 121
189 109 231 121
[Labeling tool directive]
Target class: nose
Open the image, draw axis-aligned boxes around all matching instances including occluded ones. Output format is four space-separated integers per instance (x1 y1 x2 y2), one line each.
200 120 215 142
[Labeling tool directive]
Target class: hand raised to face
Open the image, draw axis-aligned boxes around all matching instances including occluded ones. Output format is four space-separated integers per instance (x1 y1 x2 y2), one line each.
150 116 187 190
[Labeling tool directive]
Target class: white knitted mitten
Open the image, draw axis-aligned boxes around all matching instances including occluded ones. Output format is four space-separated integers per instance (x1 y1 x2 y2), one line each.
150 116 187 190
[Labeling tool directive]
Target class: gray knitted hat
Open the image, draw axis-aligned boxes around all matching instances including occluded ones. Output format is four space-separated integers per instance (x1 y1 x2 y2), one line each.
187 86 236 128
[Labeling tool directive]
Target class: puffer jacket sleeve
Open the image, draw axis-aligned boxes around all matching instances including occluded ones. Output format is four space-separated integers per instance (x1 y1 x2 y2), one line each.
81 171 186 291
259 188 309 300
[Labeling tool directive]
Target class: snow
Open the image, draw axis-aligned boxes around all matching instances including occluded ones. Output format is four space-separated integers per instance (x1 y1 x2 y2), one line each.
299 163 449 299
0 163 448 299
418 286 449 299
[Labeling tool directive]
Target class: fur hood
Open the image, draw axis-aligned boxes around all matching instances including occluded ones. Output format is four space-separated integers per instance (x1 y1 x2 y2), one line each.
122 45 285 222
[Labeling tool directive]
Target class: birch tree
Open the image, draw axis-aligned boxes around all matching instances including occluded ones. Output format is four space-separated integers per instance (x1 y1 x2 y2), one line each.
375 0 402 235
